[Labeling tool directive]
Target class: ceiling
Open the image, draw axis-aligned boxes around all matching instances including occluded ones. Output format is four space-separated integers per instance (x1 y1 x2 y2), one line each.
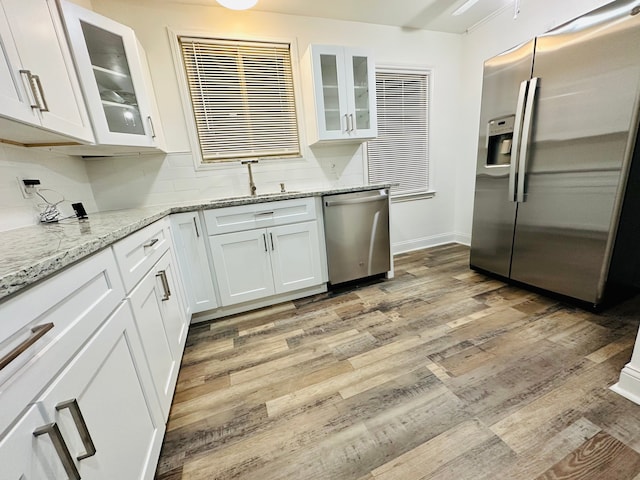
166 0 516 34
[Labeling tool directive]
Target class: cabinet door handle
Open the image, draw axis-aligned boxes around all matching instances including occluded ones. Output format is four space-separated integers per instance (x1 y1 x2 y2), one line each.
147 116 157 138
193 217 200 237
270 232 274 251
0 322 54 371
34 423 81 480
143 238 159 248
349 113 355 132
344 113 349 133
156 270 171 301
19 69 40 109
32 74 50 112
262 233 268 252
56 399 97 460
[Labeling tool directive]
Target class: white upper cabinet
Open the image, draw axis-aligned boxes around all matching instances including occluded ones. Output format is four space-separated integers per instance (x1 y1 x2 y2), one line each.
307 45 377 143
59 0 166 151
0 0 94 144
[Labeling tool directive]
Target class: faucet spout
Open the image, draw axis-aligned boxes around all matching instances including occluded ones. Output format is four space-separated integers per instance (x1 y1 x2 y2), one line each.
241 160 259 196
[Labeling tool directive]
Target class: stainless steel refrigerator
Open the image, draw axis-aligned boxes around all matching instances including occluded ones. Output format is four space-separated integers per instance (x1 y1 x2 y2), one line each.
470 0 640 307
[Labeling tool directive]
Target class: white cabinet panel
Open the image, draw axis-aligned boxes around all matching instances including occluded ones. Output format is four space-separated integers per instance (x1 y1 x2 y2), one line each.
0 0 94 143
39 302 163 480
210 229 275 306
308 45 376 143
128 250 186 418
170 212 218 315
203 197 317 236
0 248 124 437
0 405 54 479
270 222 323 295
59 0 166 150
210 221 324 307
112 219 170 292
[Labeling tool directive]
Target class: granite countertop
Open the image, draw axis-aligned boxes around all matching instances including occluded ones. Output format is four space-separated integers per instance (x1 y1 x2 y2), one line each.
0 184 392 302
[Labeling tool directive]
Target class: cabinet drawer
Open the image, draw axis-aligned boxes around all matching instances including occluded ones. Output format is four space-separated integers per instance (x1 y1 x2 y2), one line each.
204 197 317 235
0 248 125 436
112 219 170 292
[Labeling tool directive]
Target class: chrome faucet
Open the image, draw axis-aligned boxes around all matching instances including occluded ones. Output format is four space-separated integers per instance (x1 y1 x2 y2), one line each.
241 159 259 196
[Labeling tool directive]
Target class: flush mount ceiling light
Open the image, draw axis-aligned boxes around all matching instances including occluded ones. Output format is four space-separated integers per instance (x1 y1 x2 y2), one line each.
452 0 481 16
216 0 258 10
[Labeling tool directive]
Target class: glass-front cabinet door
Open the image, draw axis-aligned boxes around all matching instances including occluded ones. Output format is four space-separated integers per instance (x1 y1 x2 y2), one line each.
81 21 145 136
309 45 377 143
346 51 376 138
59 0 164 149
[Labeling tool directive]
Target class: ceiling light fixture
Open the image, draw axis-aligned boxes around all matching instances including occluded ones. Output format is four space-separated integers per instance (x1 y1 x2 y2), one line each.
216 0 258 10
452 0 481 16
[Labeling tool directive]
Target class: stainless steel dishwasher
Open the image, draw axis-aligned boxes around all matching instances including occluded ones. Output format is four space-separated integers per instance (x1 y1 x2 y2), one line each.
323 189 390 285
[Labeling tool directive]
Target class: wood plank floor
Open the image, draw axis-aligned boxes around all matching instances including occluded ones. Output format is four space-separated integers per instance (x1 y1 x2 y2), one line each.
155 244 640 480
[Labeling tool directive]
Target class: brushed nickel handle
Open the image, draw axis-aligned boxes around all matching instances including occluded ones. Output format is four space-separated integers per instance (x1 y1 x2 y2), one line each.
517 76 539 204
509 80 529 203
32 74 49 112
147 116 156 138
143 238 159 248
255 211 274 217
34 423 81 480
262 233 268 252
0 322 54 371
344 113 349 132
270 232 274 251
349 113 355 132
156 270 171 301
19 69 40 109
193 217 199 237
56 399 96 460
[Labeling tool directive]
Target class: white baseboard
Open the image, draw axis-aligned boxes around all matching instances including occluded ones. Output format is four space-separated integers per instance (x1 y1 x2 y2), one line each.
454 233 472 246
392 233 459 255
611 363 640 406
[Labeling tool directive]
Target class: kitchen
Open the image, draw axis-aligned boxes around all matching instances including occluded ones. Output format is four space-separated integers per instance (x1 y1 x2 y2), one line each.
2 0 640 478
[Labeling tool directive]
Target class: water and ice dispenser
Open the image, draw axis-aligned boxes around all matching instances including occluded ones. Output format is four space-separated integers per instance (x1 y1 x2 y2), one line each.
486 115 515 166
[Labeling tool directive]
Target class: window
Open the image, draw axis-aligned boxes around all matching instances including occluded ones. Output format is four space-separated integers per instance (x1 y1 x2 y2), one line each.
179 37 300 162
367 69 431 197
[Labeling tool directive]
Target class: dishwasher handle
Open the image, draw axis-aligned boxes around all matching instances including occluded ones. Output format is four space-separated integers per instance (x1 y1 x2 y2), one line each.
324 192 388 207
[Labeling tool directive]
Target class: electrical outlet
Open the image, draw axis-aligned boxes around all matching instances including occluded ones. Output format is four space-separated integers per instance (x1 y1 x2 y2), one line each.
18 177 41 199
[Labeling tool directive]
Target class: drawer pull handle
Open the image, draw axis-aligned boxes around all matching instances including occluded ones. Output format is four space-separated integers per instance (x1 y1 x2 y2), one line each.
143 238 159 248
156 270 171 301
33 74 50 112
193 217 200 237
19 69 40 109
34 423 81 480
0 322 54 371
56 399 97 460
255 211 274 217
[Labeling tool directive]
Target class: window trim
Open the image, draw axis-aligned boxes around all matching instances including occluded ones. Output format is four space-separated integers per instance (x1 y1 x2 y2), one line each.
168 28 307 171
364 65 436 201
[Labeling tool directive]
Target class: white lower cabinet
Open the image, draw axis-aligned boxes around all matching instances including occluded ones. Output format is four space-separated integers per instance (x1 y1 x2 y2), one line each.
170 212 218 315
128 249 187 419
0 302 164 480
211 221 323 306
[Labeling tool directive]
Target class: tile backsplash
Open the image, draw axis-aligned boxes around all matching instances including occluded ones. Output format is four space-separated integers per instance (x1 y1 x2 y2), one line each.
85 145 367 211
0 143 98 232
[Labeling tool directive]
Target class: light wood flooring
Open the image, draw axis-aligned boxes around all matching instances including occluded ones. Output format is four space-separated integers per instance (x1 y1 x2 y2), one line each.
155 244 640 480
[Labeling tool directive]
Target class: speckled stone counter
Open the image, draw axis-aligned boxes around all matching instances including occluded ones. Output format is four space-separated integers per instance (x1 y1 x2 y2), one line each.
0 184 392 302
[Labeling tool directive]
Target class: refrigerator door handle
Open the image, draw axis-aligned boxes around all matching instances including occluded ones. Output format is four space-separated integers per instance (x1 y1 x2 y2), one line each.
517 76 539 203
510 80 530 202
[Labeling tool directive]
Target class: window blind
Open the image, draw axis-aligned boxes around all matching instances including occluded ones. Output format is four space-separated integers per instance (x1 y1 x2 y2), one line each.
367 71 430 196
179 37 300 162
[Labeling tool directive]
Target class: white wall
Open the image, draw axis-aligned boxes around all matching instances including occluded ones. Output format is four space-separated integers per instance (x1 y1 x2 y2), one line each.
0 145 98 232
88 0 465 253
455 0 616 240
